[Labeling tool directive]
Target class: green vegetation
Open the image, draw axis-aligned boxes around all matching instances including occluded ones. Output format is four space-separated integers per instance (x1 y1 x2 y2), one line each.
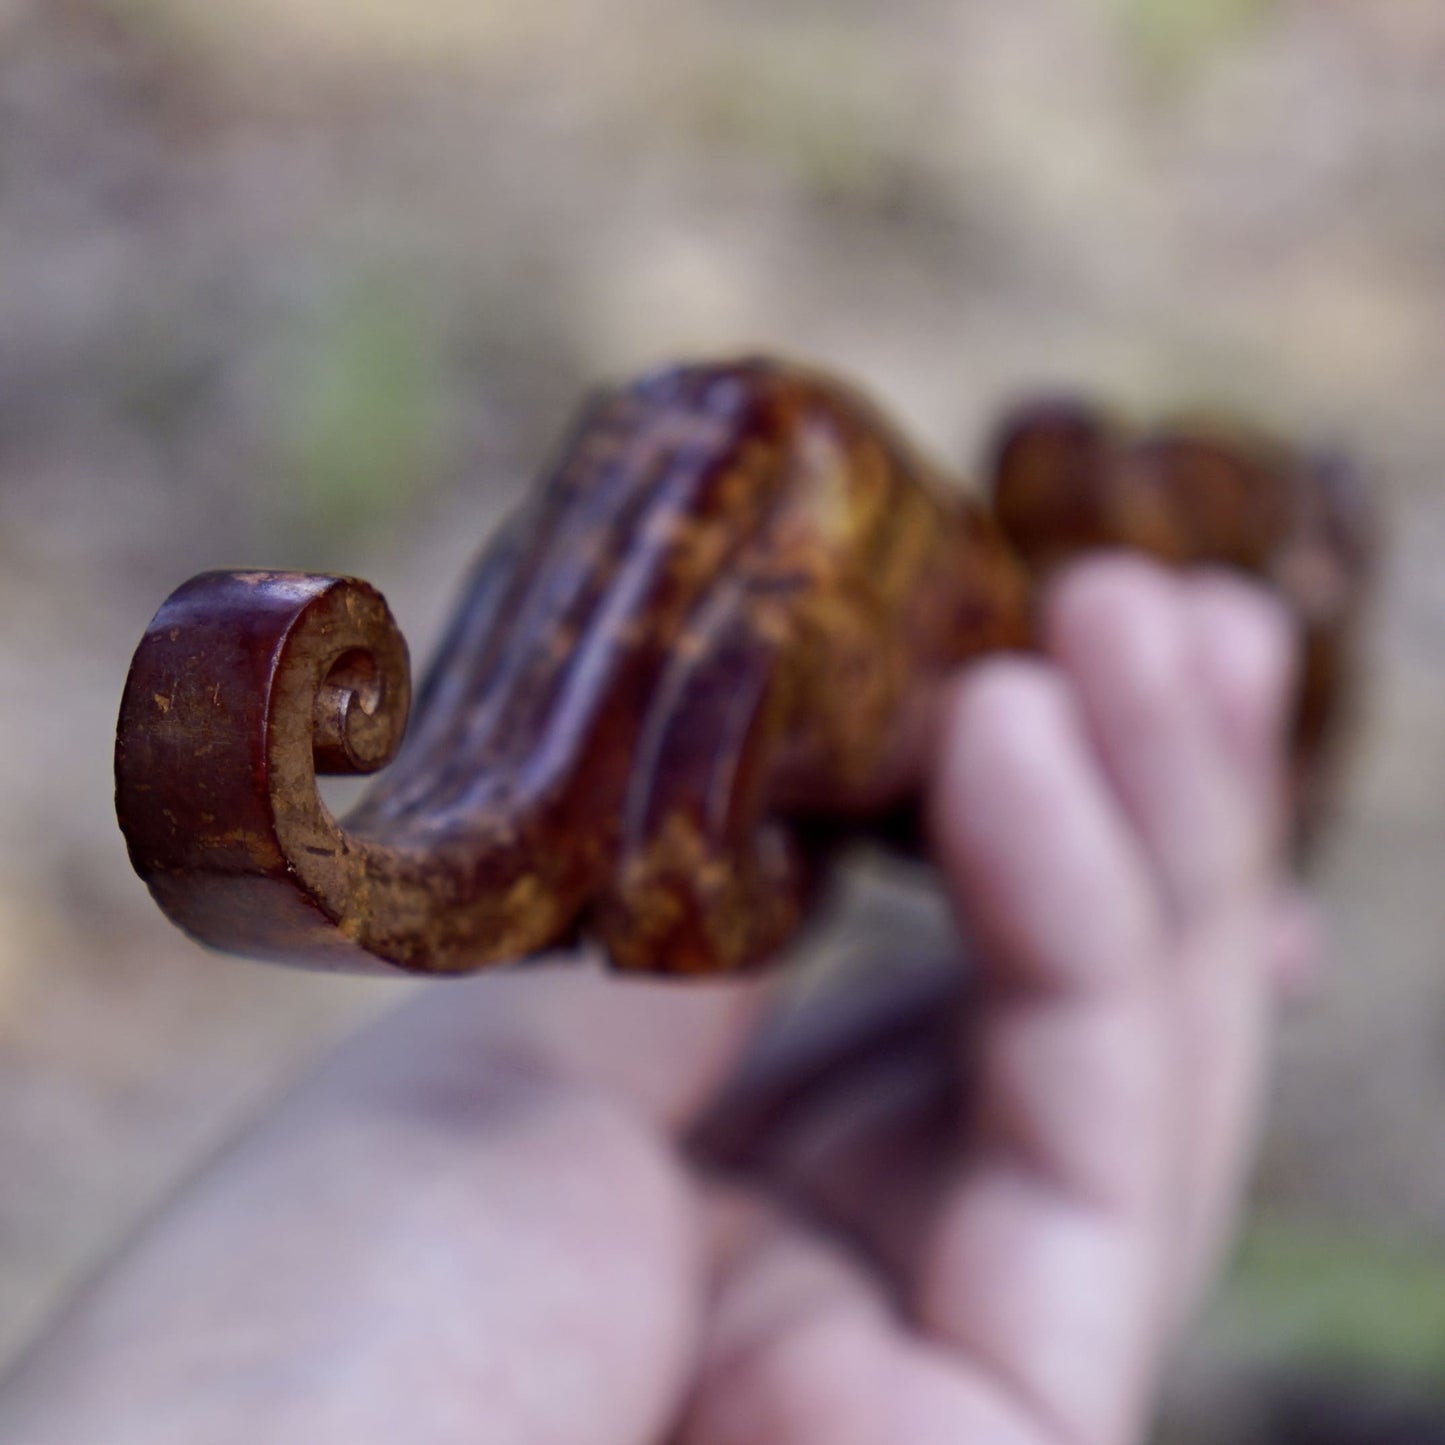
1100 0 1277 72
1210 1214 1445 1383
275 275 445 548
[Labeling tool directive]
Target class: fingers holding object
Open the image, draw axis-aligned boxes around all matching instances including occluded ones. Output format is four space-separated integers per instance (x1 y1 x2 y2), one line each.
929 656 1165 999
1179 569 1297 815
1043 557 1272 920
1044 559 1296 1320
918 655 1184 1445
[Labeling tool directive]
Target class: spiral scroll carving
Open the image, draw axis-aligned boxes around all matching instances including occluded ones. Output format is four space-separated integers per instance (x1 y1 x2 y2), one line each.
115 358 1372 977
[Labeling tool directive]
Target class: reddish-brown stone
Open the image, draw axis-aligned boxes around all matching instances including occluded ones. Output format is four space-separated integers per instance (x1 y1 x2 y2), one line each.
115 358 1372 977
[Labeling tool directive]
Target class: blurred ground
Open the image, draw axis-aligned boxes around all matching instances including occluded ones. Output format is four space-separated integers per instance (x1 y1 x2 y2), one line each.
2 0 1445 1431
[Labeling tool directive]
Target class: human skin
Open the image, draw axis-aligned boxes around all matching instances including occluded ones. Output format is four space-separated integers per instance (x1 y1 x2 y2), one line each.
0 557 1314 1445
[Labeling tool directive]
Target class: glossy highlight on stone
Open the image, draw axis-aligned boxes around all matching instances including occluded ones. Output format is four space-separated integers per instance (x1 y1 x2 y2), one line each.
114 358 1372 977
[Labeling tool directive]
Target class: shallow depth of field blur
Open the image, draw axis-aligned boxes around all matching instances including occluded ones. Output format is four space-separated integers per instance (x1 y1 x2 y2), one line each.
3 0 1445 1433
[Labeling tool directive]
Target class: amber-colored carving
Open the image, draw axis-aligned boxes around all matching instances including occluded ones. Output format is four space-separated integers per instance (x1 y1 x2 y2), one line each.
990 396 1373 846
115 359 1371 977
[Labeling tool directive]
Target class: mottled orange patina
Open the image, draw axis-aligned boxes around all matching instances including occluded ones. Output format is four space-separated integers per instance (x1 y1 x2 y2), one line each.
114 358 1371 977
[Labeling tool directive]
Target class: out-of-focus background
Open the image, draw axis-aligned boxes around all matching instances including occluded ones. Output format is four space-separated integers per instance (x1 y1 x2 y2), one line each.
2 0 1444 1435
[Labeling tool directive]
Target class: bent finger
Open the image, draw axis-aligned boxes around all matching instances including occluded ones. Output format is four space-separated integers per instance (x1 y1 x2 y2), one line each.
918 657 1180 1445
1044 557 1267 918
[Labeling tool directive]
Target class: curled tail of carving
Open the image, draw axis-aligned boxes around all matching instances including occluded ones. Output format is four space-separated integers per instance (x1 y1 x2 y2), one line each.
115 568 595 974
117 571 415 971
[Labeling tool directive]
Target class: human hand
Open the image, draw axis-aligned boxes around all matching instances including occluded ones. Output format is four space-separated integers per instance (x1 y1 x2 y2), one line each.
0 558 1310 1445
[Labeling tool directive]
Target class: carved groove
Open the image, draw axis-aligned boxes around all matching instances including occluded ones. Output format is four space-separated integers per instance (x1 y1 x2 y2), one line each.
115 358 1372 976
